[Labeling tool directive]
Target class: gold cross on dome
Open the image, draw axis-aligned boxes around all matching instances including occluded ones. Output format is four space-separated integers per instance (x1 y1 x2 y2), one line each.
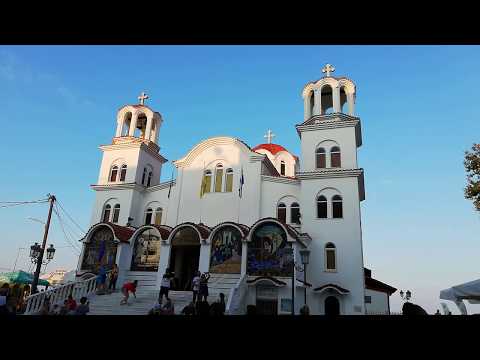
138 91 149 105
264 129 275 144
322 63 335 77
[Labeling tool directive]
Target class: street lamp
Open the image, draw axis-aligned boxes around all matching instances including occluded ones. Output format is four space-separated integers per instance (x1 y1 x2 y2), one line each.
400 289 412 302
299 248 310 306
30 243 56 266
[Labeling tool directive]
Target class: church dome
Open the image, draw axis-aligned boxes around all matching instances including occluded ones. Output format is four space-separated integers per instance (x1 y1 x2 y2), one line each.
252 143 290 156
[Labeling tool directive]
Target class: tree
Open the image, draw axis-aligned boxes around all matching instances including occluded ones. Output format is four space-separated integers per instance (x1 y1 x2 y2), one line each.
464 143 480 212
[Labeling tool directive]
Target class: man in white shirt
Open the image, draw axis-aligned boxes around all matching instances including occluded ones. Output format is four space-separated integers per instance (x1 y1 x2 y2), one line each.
158 270 173 304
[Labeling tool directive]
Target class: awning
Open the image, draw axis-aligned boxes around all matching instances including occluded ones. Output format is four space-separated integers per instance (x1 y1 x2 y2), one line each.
0 270 50 286
313 283 350 295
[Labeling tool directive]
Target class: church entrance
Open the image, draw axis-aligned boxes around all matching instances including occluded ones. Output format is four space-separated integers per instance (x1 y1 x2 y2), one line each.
256 285 278 315
325 296 340 316
169 227 201 291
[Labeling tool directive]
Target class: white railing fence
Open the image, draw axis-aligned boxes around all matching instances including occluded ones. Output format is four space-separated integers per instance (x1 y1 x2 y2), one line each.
23 274 103 315
226 273 247 315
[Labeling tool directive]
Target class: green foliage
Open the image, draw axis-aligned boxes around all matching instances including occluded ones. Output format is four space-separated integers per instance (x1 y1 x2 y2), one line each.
464 143 480 211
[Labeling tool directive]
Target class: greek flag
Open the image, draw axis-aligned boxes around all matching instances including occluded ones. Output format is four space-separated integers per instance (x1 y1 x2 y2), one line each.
239 167 244 198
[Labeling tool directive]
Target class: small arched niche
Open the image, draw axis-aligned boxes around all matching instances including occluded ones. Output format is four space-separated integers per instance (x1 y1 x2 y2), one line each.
321 85 333 114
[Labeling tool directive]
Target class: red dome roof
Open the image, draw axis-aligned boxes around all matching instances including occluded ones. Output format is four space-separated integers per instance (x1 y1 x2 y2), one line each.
252 143 289 155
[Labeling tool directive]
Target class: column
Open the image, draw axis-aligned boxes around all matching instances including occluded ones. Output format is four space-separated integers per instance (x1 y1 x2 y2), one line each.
304 96 310 120
128 113 138 136
314 89 321 115
115 119 123 137
333 86 341 113
145 115 153 140
347 93 355 116
154 118 161 144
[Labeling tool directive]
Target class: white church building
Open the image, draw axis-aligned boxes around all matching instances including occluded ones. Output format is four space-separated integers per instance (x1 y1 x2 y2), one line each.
76 65 396 315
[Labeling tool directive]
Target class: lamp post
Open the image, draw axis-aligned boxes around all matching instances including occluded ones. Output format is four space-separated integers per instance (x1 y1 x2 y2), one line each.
289 247 311 315
399 289 412 302
30 194 56 294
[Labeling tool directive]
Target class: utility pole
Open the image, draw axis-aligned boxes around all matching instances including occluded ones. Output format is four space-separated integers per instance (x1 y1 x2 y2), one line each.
31 194 56 294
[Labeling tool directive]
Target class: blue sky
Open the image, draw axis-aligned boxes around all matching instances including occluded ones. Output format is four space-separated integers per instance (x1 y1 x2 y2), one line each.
0 45 479 314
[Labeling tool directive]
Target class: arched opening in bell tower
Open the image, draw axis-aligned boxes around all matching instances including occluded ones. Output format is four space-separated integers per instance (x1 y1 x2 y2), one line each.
135 113 148 138
340 86 348 114
122 112 132 136
321 85 333 114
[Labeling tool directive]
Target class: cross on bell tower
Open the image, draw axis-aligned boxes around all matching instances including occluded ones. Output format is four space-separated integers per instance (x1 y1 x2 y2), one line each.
138 91 149 105
264 129 276 144
322 63 335 77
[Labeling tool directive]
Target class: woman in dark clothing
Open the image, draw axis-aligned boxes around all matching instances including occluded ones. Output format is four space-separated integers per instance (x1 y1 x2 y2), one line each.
108 264 119 292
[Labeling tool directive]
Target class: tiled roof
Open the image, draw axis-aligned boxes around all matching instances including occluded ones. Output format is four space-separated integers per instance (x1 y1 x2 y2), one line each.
252 143 299 161
174 222 211 239
149 225 173 240
365 276 397 295
106 222 135 243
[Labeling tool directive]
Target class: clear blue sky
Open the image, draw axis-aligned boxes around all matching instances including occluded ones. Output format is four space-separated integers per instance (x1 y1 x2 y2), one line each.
1 46 479 314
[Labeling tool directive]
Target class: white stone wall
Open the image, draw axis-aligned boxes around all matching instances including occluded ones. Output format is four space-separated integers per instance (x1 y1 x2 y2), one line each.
365 289 390 314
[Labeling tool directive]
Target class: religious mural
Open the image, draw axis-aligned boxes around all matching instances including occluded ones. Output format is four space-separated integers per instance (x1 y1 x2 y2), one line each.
247 222 293 277
209 226 243 274
131 228 161 271
81 227 117 273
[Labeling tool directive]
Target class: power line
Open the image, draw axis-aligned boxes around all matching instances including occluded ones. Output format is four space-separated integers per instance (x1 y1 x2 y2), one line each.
0 199 49 209
53 205 81 255
56 199 86 235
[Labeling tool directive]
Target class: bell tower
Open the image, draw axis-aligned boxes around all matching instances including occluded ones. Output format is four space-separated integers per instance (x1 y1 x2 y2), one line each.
91 92 168 227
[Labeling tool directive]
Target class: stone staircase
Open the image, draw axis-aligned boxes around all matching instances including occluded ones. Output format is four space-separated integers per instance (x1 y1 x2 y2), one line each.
86 273 241 315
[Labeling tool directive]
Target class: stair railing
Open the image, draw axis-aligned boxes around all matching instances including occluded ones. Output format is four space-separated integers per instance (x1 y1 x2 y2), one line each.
226 273 247 315
23 272 108 315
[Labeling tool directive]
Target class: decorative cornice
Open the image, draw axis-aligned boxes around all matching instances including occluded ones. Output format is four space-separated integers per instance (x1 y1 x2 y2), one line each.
299 113 360 126
90 182 144 191
100 140 167 164
296 168 363 180
261 175 300 185
174 136 258 168
145 180 176 193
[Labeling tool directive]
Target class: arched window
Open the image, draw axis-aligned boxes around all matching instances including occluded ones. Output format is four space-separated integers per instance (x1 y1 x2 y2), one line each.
225 168 233 192
340 86 348 114
102 204 111 222
81 226 117 272
131 228 161 271
135 113 147 138
317 195 328 218
316 148 326 168
202 170 212 194
325 243 336 271
112 204 120 224
154 207 162 225
144 208 153 225
277 203 286 223
247 221 292 277
122 112 132 136
214 164 224 192
119 164 127 182
210 226 243 274
147 171 153 187
142 167 147 185
109 166 118 182
290 202 300 224
330 146 341 168
332 195 343 218
280 161 286 176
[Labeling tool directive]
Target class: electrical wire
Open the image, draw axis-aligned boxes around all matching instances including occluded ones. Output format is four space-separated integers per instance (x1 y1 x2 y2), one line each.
56 199 86 235
53 206 81 255
0 199 49 209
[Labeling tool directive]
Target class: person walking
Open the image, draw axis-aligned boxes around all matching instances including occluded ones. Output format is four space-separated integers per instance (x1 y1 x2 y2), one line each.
108 264 119 292
192 271 201 303
158 270 173 304
198 272 211 302
120 280 138 305
97 264 107 295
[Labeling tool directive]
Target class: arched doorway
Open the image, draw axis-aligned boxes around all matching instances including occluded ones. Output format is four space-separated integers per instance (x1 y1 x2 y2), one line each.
81 226 117 273
169 227 201 290
131 228 161 271
209 225 243 274
325 296 340 316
